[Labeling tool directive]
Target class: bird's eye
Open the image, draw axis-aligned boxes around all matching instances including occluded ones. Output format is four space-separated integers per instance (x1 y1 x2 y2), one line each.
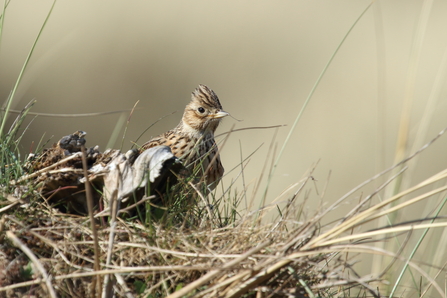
198 107 205 113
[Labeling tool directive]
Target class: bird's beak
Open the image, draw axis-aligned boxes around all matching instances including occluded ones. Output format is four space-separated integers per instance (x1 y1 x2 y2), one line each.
211 111 229 119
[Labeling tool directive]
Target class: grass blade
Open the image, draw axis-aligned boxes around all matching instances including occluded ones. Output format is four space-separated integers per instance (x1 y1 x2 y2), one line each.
0 0 56 137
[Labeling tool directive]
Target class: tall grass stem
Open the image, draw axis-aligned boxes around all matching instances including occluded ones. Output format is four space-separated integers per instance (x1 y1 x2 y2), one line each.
0 0 56 138
262 3 373 202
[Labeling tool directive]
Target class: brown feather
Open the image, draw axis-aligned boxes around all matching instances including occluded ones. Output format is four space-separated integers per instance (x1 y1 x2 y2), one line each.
140 85 228 189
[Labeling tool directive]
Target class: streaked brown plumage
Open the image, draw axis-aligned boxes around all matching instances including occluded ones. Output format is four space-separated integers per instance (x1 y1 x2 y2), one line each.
140 84 228 190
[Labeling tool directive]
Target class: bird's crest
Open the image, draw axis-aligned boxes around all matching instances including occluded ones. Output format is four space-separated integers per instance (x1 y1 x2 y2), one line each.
191 84 223 110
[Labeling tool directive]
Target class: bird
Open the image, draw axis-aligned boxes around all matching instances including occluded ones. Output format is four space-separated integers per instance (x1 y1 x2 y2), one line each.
140 84 229 190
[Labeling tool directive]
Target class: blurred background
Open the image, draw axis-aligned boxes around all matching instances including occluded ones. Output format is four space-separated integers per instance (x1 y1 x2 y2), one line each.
2 1 447 283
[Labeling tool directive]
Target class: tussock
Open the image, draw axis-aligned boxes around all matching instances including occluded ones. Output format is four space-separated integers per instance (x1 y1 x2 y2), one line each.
2 122 447 298
2 125 447 297
0 193 326 298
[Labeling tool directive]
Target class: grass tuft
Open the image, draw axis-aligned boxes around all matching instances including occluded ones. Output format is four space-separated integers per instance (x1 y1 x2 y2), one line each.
1 124 447 297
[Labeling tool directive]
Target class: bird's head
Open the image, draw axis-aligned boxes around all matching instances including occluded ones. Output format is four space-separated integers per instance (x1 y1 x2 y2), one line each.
182 84 229 133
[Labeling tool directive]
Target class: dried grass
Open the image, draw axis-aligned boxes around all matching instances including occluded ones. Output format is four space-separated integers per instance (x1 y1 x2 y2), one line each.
2 122 447 298
0 193 327 298
2 128 447 297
